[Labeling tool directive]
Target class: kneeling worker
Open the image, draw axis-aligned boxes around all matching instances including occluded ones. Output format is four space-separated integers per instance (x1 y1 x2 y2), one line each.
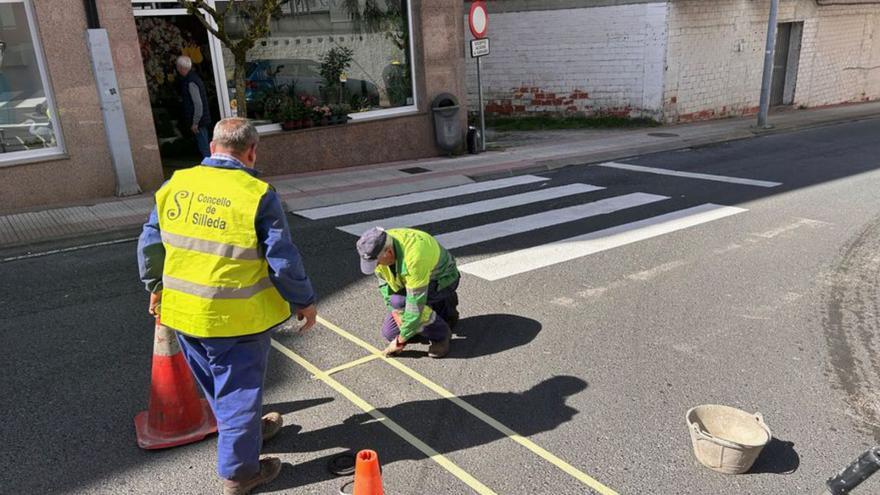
356 227 460 358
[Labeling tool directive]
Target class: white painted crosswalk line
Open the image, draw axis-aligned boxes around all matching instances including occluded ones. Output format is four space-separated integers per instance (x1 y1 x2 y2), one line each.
435 192 669 249
295 175 549 219
598 162 782 188
337 183 605 236
459 203 747 281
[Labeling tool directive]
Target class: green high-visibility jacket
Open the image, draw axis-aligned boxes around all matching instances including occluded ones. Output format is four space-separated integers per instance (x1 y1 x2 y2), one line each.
374 228 458 340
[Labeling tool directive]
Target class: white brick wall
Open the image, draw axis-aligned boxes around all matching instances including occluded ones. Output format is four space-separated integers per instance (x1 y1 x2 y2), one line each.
665 0 880 122
464 3 668 118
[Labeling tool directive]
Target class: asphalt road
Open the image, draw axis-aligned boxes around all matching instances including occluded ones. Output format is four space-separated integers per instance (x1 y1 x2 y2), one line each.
3 117 880 494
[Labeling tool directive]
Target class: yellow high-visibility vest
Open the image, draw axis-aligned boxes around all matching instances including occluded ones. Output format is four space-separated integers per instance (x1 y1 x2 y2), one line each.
156 165 290 338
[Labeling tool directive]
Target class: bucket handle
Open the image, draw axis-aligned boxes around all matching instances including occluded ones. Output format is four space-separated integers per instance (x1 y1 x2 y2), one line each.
690 422 743 450
690 412 770 449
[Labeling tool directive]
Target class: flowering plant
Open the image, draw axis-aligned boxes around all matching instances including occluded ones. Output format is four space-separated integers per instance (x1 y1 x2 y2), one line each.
313 105 332 119
136 17 184 103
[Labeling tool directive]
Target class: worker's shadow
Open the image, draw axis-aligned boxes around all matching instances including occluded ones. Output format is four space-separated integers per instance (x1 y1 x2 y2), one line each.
397 313 542 359
263 375 587 491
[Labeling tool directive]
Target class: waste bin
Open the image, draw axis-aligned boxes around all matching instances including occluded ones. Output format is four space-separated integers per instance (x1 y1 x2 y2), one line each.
431 93 463 153
466 126 482 154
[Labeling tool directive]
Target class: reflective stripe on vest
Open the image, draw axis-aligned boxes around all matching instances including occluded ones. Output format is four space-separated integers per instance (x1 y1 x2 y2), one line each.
161 231 260 260
156 165 290 338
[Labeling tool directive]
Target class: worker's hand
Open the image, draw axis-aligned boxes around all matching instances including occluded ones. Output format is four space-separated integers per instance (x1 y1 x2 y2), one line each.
191 124 199 134
383 336 406 356
295 304 317 332
148 291 161 318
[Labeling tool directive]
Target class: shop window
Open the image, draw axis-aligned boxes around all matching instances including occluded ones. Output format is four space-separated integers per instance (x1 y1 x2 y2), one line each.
0 0 63 164
215 0 416 127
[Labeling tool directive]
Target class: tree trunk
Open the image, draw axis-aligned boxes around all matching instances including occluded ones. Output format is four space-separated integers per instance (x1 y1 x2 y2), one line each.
233 50 248 117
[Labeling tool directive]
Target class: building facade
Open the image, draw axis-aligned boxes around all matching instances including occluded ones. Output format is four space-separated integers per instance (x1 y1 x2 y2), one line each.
0 0 467 213
466 0 880 123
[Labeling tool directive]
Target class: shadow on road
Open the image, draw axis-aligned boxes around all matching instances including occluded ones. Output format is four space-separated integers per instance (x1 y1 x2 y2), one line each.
395 314 542 359
749 438 800 475
262 375 588 490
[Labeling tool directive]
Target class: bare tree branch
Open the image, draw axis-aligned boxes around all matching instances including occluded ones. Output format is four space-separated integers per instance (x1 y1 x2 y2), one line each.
178 0 229 45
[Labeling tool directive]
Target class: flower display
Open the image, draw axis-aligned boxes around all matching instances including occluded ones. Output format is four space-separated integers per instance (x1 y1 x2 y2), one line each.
136 17 184 103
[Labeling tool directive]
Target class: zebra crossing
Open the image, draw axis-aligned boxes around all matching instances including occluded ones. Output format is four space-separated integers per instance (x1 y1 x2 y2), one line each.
294 169 767 281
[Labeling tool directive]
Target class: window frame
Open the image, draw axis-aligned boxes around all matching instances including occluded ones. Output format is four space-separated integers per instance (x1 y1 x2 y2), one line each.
0 0 66 167
208 0 420 133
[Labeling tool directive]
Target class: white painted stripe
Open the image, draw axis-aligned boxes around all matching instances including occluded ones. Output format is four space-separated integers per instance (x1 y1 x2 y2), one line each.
459 204 747 281
14 97 46 109
337 183 605 236
436 192 669 249
598 162 782 188
295 175 549 219
1 237 139 263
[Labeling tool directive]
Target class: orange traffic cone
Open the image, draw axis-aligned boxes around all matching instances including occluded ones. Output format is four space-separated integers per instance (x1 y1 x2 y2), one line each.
353 449 384 495
134 319 217 449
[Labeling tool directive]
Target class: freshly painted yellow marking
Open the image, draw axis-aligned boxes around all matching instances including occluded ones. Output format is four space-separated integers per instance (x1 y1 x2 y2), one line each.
319 353 382 377
316 315 619 495
270 339 497 495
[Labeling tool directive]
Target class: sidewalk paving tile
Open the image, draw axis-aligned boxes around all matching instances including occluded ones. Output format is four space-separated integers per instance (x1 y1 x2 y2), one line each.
48 206 105 235
6 211 62 242
0 216 20 245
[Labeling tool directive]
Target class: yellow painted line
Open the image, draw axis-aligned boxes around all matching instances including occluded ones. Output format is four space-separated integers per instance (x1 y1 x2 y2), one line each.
316 316 619 495
320 353 382 377
270 339 497 495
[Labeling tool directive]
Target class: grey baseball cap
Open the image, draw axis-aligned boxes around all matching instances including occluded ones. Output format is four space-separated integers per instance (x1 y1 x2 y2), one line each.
356 227 387 274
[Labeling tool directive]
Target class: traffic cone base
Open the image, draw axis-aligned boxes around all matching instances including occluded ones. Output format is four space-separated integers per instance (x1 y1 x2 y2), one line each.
134 321 218 450
135 398 216 449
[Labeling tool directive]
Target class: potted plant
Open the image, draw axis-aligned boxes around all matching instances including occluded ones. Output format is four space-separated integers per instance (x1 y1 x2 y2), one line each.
298 95 317 129
319 47 354 104
313 104 332 126
275 95 304 131
329 103 351 125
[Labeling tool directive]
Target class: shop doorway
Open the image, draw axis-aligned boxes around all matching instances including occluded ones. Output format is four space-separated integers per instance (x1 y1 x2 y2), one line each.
135 14 221 175
770 22 803 107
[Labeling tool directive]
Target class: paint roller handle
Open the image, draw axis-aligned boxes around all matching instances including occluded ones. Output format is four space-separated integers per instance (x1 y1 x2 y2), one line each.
823 447 880 495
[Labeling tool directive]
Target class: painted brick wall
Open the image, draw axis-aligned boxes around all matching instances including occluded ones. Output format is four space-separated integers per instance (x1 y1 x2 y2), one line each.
464 3 668 118
664 0 880 123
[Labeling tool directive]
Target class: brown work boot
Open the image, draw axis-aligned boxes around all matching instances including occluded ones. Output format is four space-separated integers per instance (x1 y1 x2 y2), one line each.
222 457 282 495
428 329 451 358
261 412 283 441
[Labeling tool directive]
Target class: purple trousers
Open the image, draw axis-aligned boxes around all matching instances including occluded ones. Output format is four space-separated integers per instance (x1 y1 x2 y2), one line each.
381 279 459 343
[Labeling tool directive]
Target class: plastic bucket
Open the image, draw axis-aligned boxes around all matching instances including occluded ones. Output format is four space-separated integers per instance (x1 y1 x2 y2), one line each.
686 404 771 474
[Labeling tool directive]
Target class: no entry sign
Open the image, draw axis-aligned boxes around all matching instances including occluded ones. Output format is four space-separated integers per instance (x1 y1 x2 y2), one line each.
469 1 488 39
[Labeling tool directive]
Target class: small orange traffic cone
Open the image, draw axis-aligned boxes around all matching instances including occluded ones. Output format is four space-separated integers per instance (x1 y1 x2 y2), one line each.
353 449 384 495
134 319 217 449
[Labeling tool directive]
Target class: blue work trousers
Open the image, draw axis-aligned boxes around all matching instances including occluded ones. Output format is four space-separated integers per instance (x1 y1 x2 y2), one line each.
176 329 273 480
195 126 211 158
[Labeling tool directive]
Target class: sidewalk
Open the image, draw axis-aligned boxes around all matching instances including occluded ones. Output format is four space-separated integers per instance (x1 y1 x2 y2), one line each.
2 102 879 255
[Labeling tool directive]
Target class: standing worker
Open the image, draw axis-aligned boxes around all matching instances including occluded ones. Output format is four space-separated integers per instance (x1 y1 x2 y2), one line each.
176 55 212 158
137 118 317 495
356 227 460 358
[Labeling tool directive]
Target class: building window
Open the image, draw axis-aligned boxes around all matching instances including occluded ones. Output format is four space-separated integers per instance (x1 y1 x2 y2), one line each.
214 0 416 127
0 0 63 164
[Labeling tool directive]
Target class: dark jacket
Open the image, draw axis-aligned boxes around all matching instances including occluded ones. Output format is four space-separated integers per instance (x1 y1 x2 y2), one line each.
178 70 211 128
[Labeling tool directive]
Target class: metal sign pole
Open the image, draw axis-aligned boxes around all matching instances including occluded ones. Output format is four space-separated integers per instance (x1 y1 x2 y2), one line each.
477 56 486 152
757 0 779 129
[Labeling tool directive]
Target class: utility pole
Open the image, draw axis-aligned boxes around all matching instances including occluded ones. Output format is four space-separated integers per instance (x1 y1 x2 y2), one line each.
757 0 779 129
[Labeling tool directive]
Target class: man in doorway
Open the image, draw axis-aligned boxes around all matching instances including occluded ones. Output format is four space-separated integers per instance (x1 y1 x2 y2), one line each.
138 117 317 495
176 55 211 158
356 227 460 358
